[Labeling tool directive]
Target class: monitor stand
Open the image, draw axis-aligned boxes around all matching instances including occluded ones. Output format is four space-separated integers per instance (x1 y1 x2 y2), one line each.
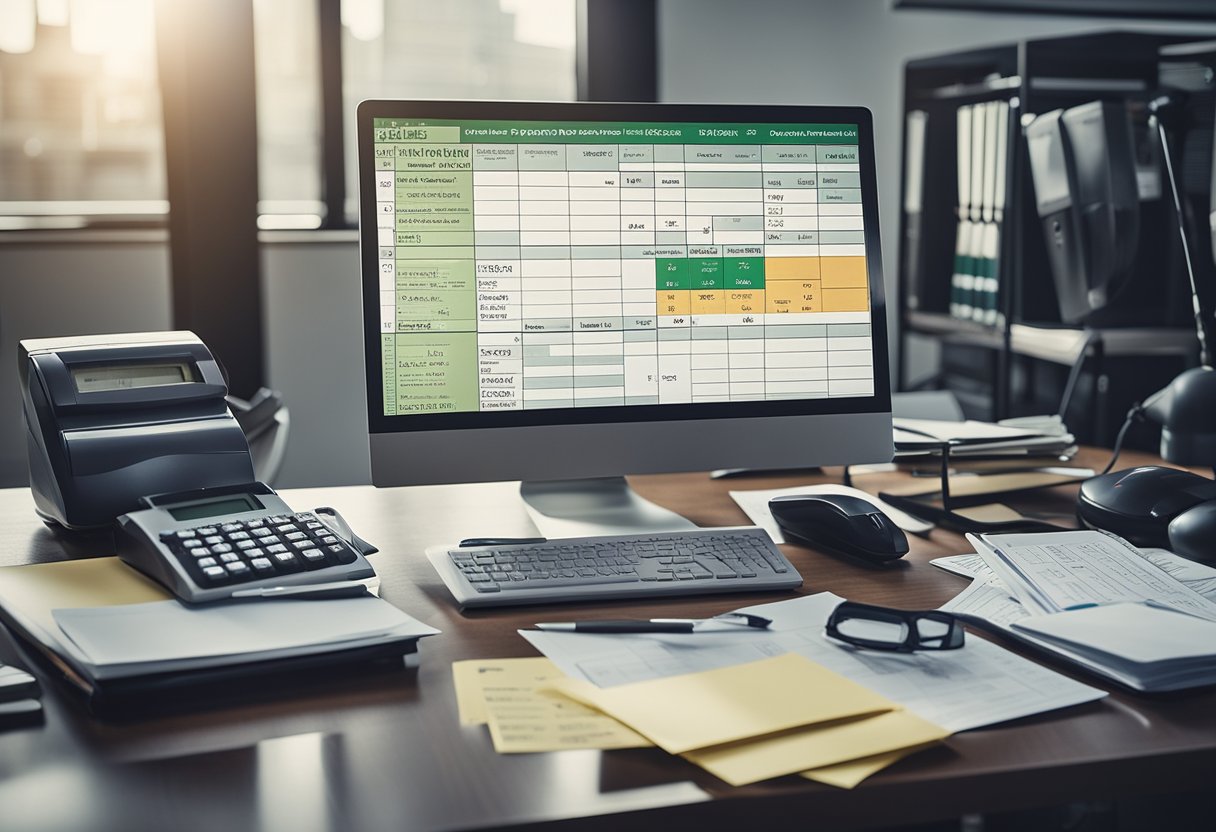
520 477 697 539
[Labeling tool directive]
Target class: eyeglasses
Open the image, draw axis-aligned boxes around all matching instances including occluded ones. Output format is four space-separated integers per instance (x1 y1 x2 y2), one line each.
825 601 965 653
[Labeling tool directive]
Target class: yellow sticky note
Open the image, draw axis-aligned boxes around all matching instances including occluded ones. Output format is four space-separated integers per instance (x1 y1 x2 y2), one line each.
547 653 895 754
451 657 566 726
683 710 949 787
800 742 939 789
486 688 651 754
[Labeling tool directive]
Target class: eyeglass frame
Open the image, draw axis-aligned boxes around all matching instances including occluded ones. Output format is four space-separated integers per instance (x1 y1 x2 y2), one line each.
825 601 966 653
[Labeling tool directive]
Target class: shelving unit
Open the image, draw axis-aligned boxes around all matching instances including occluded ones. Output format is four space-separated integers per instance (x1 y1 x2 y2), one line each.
896 31 1208 443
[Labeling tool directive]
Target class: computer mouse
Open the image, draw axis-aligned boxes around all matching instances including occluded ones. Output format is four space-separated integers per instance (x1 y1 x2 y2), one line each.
768 494 909 565
1168 501 1216 564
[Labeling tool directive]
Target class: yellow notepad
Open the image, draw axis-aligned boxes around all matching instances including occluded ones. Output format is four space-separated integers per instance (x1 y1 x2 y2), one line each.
547 653 895 754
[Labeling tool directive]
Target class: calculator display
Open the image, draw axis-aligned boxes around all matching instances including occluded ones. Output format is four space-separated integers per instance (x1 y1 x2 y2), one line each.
168 495 261 522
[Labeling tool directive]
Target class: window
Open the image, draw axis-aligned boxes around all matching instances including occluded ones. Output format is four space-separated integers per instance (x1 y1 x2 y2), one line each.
251 0 577 228
341 0 578 219
0 0 165 223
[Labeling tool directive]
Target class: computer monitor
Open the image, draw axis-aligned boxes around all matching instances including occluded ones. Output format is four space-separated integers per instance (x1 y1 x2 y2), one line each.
357 101 892 533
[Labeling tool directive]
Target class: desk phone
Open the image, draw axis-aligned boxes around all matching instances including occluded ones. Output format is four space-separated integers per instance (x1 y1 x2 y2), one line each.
116 482 377 604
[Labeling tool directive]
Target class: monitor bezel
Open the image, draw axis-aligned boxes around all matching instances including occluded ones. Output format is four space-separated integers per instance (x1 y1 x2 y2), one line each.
358 99 890 436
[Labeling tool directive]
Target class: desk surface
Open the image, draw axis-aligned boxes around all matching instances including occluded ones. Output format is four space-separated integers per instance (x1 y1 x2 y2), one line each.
1 448 1214 832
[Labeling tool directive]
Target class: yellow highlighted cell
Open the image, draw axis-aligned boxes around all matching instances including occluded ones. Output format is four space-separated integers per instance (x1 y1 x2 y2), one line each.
766 280 821 314
726 290 765 315
691 290 727 315
657 290 690 316
823 287 869 312
821 256 868 289
765 257 821 281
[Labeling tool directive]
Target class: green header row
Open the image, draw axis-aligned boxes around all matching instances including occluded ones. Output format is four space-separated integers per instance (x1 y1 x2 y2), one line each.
372 119 859 146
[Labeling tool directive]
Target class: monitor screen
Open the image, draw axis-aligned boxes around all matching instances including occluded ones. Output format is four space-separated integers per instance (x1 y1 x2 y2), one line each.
359 101 891 488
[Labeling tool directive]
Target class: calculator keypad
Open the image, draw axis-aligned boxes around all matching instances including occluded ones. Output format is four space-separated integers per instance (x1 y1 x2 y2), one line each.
160 512 359 587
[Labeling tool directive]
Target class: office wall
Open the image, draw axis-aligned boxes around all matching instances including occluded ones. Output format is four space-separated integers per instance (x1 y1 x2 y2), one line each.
656 0 1216 383
0 234 370 490
0 234 173 488
260 233 371 487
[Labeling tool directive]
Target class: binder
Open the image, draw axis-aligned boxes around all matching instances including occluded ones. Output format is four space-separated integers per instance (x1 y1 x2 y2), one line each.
0 558 433 719
976 101 999 323
979 101 1011 326
903 110 928 311
964 101 986 320
951 105 973 319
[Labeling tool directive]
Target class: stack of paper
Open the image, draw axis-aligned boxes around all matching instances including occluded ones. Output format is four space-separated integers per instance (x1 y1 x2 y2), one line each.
893 417 1077 460
939 530 1216 691
0 558 439 696
883 417 1087 499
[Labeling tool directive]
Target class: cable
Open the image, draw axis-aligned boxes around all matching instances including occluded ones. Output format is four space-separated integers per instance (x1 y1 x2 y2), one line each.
1100 403 1145 476
1150 97 1211 367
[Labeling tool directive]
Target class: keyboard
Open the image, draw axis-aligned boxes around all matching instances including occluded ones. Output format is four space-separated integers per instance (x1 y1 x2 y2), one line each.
427 527 802 608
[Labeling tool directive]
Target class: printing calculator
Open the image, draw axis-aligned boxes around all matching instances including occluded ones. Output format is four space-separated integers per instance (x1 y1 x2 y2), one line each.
116 482 378 604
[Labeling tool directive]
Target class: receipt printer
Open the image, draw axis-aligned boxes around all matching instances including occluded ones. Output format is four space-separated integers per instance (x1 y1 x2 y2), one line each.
19 332 255 531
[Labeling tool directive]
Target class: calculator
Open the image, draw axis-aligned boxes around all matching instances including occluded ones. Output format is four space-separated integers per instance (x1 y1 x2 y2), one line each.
115 482 377 604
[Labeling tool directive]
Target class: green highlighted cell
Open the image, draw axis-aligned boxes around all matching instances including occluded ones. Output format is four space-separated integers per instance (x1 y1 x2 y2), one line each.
692 258 724 289
395 243 475 259
389 334 478 414
396 289 475 331
656 258 691 290
392 231 474 247
381 335 397 415
725 257 765 289
395 260 474 292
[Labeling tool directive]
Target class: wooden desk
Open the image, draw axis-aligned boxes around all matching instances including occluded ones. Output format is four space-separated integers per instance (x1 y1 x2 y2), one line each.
1 448 1213 832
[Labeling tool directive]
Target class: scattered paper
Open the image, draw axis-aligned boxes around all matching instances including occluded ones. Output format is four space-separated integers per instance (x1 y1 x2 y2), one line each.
452 657 562 726
547 653 894 754
800 745 934 790
486 689 650 753
730 485 933 544
522 593 1105 733
452 658 650 753
942 580 1216 691
1139 549 1216 602
1013 603 1216 664
935 547 1216 603
683 710 948 787
968 530 1216 623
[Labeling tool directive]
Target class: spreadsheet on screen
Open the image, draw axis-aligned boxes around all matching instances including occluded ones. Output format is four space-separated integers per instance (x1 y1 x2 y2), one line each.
372 118 874 416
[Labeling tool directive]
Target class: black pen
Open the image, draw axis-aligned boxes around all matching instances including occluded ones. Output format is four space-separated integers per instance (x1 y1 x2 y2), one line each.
534 613 772 634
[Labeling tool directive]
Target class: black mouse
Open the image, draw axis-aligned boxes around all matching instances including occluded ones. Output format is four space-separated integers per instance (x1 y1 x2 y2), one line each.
768 494 909 565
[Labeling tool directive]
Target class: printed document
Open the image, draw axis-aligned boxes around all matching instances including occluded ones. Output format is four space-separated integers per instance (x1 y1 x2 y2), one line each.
967 530 1216 622
521 593 1105 732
